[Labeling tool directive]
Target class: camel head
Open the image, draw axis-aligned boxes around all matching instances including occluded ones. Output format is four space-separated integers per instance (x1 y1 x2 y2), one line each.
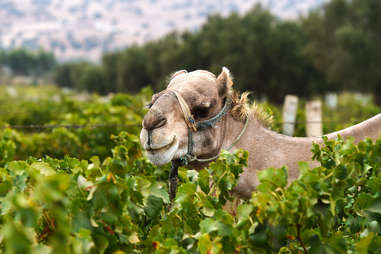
140 67 234 166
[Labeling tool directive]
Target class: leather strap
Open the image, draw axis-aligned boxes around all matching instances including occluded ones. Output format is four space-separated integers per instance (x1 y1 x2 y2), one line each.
170 90 197 132
168 89 248 203
169 89 234 165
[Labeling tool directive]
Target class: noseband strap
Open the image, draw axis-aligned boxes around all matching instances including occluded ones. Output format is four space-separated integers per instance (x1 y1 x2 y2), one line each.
171 90 197 132
167 89 248 202
169 90 233 165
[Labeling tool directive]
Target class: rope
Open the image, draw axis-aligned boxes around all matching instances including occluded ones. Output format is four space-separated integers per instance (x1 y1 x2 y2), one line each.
168 116 249 204
170 90 197 131
0 120 364 131
196 96 232 130
0 123 139 130
169 159 182 202
227 115 250 150
193 115 249 163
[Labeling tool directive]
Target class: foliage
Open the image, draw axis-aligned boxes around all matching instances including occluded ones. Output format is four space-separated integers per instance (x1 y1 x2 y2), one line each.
302 0 381 104
0 130 246 254
54 62 111 94
247 136 381 253
0 85 150 161
0 128 380 253
0 85 380 252
0 48 56 76
48 0 381 105
0 85 378 163
2 1 381 105
52 5 322 103
268 92 380 137
322 93 381 133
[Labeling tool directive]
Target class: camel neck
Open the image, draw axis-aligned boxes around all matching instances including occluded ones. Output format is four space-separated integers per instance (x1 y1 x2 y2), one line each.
223 113 381 162
222 112 381 198
222 114 319 197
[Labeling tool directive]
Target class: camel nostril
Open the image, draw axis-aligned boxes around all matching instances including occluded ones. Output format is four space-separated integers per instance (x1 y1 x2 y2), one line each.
143 110 167 130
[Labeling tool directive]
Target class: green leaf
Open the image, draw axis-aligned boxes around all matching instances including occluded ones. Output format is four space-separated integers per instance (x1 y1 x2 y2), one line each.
198 169 210 194
0 181 12 196
334 165 348 180
144 195 163 219
150 184 169 204
356 232 374 254
175 182 196 205
237 203 253 227
7 161 28 176
31 162 56 176
93 234 109 254
257 167 288 191
200 219 220 234
197 233 221 254
308 235 327 254
366 198 381 214
299 161 310 175
199 211 233 237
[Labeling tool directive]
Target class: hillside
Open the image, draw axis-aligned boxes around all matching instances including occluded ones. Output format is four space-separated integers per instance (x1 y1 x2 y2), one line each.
0 0 326 61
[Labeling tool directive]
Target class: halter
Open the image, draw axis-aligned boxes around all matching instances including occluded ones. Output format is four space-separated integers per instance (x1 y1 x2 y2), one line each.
167 90 249 201
170 90 232 165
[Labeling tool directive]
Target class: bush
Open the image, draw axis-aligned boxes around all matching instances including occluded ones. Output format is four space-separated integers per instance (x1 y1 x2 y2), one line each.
0 131 380 253
0 85 380 252
0 85 150 161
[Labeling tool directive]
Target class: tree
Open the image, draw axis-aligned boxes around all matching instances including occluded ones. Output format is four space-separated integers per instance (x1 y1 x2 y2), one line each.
54 63 76 88
49 0 381 103
7 48 35 75
303 0 381 104
35 50 57 75
116 46 150 93
102 52 120 92
77 65 107 93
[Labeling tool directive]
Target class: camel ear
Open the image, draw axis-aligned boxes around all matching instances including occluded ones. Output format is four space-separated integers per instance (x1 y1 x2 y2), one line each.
217 67 233 96
171 70 187 80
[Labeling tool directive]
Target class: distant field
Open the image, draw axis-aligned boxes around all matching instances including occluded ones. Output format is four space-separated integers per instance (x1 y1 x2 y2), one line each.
0 85 379 160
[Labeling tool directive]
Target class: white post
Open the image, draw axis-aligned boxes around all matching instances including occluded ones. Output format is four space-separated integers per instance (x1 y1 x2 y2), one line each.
354 92 372 105
282 95 299 136
325 93 337 109
306 100 323 137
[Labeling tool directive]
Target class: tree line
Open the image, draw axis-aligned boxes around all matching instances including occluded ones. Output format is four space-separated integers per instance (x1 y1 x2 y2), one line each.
0 48 56 76
2 0 381 105
55 5 323 103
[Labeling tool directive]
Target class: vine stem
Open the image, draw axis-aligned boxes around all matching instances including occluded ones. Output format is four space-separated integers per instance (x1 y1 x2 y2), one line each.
296 223 307 254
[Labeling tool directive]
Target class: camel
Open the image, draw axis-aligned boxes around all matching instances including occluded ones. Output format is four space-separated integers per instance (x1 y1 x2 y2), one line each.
140 68 381 198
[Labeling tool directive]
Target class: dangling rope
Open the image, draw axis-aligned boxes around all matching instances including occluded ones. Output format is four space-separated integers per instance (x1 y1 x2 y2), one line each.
166 88 250 203
169 159 182 201
169 116 249 202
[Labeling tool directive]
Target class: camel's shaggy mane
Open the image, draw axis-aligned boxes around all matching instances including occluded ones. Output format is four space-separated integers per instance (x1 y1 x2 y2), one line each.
230 90 273 128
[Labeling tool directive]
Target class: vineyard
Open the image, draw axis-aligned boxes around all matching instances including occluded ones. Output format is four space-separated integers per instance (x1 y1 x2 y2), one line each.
0 85 380 253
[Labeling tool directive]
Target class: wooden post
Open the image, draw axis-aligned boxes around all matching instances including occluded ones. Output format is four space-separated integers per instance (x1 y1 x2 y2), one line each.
354 92 372 105
282 95 298 136
306 100 322 137
325 93 337 109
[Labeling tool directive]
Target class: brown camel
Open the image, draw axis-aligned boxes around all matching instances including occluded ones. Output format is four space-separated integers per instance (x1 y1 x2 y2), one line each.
140 68 381 198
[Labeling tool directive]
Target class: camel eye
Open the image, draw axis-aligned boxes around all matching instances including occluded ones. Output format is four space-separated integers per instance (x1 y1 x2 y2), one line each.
192 106 210 118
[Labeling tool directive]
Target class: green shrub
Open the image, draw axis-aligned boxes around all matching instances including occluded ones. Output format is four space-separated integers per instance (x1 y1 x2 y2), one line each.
0 131 380 253
0 86 150 161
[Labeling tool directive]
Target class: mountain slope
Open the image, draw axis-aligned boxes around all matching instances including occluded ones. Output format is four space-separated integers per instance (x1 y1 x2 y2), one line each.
0 0 326 61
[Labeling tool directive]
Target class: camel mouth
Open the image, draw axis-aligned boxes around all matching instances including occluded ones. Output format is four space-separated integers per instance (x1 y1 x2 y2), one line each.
146 137 177 153
144 136 180 166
